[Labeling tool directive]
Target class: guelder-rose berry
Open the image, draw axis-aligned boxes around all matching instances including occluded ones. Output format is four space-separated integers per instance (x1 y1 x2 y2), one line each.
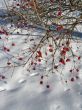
41 75 43 79
40 81 43 85
66 58 70 62
71 78 74 82
78 56 81 60
18 57 23 60
12 43 15 46
46 85 50 88
49 48 53 52
7 62 11 65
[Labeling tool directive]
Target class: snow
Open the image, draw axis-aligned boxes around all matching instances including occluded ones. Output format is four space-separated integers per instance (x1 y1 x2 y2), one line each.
0 73 82 110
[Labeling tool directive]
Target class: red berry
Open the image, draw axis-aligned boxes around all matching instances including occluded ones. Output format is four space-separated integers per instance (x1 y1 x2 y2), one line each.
46 85 50 88
76 76 79 79
3 47 7 51
78 56 81 60
49 45 52 47
57 11 62 16
7 62 11 65
31 61 34 65
2 76 5 79
12 43 15 46
18 57 23 60
37 51 42 58
3 47 10 52
65 81 67 83
17 3 20 6
63 47 69 51
71 78 74 82
66 58 70 62
33 67 36 70
61 50 66 56
70 69 72 72
76 69 79 72
59 58 65 65
56 37 59 40
41 75 43 79
7 48 10 52
49 48 53 52
38 59 41 62
40 81 43 85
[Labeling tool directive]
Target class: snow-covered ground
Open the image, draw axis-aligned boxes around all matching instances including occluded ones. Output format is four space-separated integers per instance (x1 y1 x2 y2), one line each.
0 27 82 110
